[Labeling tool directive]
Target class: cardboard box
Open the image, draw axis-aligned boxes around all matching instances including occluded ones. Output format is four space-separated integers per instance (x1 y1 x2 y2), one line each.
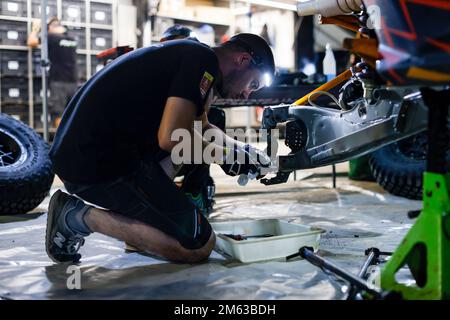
193 5 232 24
158 0 186 14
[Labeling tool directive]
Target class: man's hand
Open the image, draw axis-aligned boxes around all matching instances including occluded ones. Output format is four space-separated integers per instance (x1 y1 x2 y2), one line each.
31 21 41 34
27 21 41 47
220 144 271 177
241 144 271 168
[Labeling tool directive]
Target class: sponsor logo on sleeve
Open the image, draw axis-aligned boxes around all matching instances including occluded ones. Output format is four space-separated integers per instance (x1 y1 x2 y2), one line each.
200 71 214 99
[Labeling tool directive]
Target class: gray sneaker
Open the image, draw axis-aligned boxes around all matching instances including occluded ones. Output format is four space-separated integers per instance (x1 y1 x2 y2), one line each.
46 190 89 263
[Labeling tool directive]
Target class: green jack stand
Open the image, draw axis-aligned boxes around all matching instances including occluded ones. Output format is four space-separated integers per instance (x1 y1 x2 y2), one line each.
380 88 450 300
381 172 450 299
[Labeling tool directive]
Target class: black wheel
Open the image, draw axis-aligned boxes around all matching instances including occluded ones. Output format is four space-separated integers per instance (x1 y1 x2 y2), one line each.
369 131 450 200
0 113 54 215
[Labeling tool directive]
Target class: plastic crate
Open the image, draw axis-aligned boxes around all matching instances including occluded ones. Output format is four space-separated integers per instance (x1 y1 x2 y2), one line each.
0 20 28 46
90 2 113 25
1 77 29 104
211 219 325 263
0 103 29 124
0 0 27 18
62 0 86 24
0 50 28 77
90 29 112 51
31 0 57 19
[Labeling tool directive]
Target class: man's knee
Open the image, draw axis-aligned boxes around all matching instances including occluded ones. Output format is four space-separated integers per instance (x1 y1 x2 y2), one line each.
176 232 216 263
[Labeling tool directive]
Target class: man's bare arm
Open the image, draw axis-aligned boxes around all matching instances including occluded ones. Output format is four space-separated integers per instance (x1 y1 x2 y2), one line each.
158 96 197 152
157 97 229 179
197 111 245 152
27 21 41 48
159 97 230 160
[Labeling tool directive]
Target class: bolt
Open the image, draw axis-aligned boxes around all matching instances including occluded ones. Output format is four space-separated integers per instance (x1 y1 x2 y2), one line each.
358 14 368 24
356 62 368 69
358 106 367 117
359 27 369 34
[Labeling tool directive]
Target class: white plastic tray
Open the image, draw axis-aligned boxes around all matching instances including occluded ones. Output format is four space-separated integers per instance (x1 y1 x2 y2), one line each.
211 219 325 263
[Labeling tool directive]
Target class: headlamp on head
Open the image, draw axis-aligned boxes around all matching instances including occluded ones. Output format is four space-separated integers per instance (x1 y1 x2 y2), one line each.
264 72 272 87
227 33 275 79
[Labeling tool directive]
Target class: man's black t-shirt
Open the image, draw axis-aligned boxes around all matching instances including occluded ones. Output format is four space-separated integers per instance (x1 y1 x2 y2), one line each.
49 40 219 184
48 32 78 83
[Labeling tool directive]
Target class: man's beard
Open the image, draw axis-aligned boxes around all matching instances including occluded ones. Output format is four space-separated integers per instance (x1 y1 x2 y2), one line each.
216 70 240 99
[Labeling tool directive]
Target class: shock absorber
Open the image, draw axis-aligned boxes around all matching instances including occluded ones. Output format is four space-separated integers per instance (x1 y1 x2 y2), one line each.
352 3 378 103
297 0 363 17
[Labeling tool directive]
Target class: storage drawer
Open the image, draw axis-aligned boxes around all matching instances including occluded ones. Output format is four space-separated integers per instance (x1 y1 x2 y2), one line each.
90 2 113 25
31 0 57 19
1 104 29 124
62 0 86 23
0 20 28 46
0 0 27 18
1 77 29 104
67 27 86 49
90 29 112 51
0 50 28 77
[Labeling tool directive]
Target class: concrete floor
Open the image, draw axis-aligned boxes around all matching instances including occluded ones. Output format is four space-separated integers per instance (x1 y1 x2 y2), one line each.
0 162 422 299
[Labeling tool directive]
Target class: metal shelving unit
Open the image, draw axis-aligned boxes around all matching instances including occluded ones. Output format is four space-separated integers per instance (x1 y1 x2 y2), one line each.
155 13 231 27
0 0 117 131
149 0 233 46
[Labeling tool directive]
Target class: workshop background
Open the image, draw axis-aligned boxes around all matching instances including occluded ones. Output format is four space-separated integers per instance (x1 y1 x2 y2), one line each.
0 0 350 132
0 0 448 301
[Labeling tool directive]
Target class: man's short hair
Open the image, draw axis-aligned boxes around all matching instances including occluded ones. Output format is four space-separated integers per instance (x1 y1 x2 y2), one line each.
221 33 275 76
47 17 60 29
160 24 198 42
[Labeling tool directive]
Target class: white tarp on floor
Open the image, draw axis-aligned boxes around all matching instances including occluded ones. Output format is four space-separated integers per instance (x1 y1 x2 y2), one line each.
0 177 420 299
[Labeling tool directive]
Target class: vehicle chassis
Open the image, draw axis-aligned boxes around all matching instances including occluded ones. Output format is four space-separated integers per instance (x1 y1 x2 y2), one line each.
261 86 429 185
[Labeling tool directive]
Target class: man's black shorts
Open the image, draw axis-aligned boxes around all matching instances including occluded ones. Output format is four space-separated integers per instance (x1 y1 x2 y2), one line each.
63 160 212 250
49 81 78 117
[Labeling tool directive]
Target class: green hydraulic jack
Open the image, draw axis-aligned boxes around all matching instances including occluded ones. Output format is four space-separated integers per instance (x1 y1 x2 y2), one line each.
381 88 450 300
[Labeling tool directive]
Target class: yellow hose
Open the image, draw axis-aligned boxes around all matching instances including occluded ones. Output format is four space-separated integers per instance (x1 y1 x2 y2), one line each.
293 69 352 106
